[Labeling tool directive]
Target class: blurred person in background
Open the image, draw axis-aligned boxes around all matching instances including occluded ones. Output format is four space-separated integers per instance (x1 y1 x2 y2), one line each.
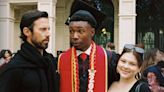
141 48 164 92
0 49 12 67
143 60 164 92
141 48 164 73
106 42 115 52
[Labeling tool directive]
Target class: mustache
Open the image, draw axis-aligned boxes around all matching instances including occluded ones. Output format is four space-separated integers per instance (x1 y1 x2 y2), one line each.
43 37 49 41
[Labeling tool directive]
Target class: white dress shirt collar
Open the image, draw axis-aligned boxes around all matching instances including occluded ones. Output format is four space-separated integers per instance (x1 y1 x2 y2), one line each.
76 45 92 56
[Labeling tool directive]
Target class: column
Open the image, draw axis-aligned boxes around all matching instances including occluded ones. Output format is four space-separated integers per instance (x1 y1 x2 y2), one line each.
112 0 119 53
118 0 136 53
0 1 15 51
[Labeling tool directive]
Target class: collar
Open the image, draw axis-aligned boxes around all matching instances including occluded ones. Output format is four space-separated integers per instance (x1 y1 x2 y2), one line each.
76 45 92 56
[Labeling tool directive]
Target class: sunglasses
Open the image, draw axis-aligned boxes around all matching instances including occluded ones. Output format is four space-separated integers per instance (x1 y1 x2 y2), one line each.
123 44 144 54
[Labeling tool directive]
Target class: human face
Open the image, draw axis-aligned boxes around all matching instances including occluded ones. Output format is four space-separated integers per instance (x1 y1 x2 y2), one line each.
69 21 95 51
155 50 164 63
117 52 140 79
147 72 158 86
28 17 50 50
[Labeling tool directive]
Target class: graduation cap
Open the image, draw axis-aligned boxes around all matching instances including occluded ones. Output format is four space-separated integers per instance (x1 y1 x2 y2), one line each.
65 0 106 29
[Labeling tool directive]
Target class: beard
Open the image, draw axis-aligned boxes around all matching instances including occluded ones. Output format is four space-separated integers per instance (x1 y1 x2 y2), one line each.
32 39 49 50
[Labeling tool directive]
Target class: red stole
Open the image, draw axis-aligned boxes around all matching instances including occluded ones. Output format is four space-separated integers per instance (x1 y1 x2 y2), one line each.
58 45 108 92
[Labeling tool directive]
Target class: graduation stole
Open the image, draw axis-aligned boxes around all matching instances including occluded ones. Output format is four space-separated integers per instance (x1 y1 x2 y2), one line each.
58 42 108 92
72 42 96 92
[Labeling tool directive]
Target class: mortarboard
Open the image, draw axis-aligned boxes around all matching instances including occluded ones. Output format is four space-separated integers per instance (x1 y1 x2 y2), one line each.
65 0 106 29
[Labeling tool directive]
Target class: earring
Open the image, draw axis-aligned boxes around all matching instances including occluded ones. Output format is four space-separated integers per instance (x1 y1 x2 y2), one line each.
135 72 141 80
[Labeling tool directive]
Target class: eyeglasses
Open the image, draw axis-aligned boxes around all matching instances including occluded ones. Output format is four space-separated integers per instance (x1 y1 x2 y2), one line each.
123 44 144 54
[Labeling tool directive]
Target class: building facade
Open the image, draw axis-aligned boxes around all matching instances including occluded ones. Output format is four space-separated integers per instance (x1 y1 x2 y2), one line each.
0 0 163 56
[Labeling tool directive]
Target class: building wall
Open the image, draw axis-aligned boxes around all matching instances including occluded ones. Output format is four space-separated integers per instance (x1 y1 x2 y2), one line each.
55 0 73 53
0 0 137 55
112 0 119 53
118 0 136 53
0 0 15 52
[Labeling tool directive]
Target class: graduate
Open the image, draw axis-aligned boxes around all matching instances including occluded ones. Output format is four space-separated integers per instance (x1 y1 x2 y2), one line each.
57 0 117 92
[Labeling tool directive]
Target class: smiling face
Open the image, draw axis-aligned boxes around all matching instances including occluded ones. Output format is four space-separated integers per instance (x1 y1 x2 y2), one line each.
117 52 141 79
26 17 50 50
69 21 95 51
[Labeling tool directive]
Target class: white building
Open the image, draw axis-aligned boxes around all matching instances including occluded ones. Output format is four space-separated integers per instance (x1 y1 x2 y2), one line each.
1 0 162 56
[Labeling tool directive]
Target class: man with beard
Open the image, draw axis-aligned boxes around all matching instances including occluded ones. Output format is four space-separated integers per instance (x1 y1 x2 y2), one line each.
57 0 117 92
0 10 59 92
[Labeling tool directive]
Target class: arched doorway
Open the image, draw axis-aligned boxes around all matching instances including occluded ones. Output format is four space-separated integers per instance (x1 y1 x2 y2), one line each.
92 0 114 48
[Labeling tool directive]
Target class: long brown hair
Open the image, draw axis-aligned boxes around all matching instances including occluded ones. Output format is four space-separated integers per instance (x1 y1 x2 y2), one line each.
141 48 158 73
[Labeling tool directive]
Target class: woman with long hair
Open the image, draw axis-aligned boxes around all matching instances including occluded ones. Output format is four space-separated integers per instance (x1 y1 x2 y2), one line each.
108 44 150 92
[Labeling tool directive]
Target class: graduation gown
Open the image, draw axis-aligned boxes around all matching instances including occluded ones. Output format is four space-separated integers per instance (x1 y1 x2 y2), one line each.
58 45 108 92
